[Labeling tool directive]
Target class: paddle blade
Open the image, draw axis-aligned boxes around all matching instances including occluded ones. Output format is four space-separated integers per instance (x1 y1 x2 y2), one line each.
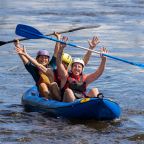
15 24 43 39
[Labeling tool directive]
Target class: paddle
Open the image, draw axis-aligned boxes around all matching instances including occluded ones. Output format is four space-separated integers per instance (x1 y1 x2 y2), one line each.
0 25 100 47
15 24 144 69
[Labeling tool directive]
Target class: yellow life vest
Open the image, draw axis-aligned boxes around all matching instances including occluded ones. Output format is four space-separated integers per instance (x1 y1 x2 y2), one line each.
38 71 50 85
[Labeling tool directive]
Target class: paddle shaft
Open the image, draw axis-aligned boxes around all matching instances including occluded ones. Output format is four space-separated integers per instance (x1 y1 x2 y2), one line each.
0 25 100 46
41 34 144 66
47 33 144 67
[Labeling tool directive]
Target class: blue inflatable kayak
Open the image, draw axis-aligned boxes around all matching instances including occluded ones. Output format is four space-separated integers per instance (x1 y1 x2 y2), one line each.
22 86 121 120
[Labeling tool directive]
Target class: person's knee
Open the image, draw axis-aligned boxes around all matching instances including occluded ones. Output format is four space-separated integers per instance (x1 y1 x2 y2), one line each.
87 87 99 97
39 83 48 91
49 82 61 101
63 88 75 102
65 88 70 93
92 88 99 93
50 82 58 88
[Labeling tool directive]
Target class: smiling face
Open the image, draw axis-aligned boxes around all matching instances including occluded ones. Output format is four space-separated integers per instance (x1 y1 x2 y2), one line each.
71 62 83 76
36 55 49 67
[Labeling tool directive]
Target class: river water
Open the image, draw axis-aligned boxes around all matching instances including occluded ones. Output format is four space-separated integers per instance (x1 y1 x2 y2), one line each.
0 0 144 143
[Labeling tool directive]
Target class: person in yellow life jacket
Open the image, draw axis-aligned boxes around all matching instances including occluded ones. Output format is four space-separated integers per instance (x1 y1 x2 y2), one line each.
56 36 108 102
35 50 57 99
14 40 61 100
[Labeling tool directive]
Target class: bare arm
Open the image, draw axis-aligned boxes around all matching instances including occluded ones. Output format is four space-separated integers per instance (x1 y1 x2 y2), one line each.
53 32 61 57
83 36 100 65
14 39 29 65
85 47 107 85
56 36 69 88
15 46 48 74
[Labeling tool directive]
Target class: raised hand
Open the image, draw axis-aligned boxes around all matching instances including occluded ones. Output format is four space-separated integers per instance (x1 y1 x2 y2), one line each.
14 39 20 48
15 46 25 55
14 40 27 56
54 32 61 40
60 36 68 49
88 36 100 49
100 47 108 59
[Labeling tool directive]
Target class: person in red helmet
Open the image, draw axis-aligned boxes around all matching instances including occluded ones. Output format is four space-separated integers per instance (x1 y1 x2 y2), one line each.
56 36 108 102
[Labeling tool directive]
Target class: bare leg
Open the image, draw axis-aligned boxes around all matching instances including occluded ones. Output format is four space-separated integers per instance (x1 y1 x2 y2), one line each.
87 88 99 97
39 83 51 99
49 82 61 101
63 88 76 102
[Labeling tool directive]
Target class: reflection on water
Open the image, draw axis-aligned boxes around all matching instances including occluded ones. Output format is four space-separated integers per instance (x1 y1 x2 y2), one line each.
0 0 144 143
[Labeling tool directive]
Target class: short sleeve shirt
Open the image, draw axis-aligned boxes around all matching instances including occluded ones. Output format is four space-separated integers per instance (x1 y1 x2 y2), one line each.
24 55 57 84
